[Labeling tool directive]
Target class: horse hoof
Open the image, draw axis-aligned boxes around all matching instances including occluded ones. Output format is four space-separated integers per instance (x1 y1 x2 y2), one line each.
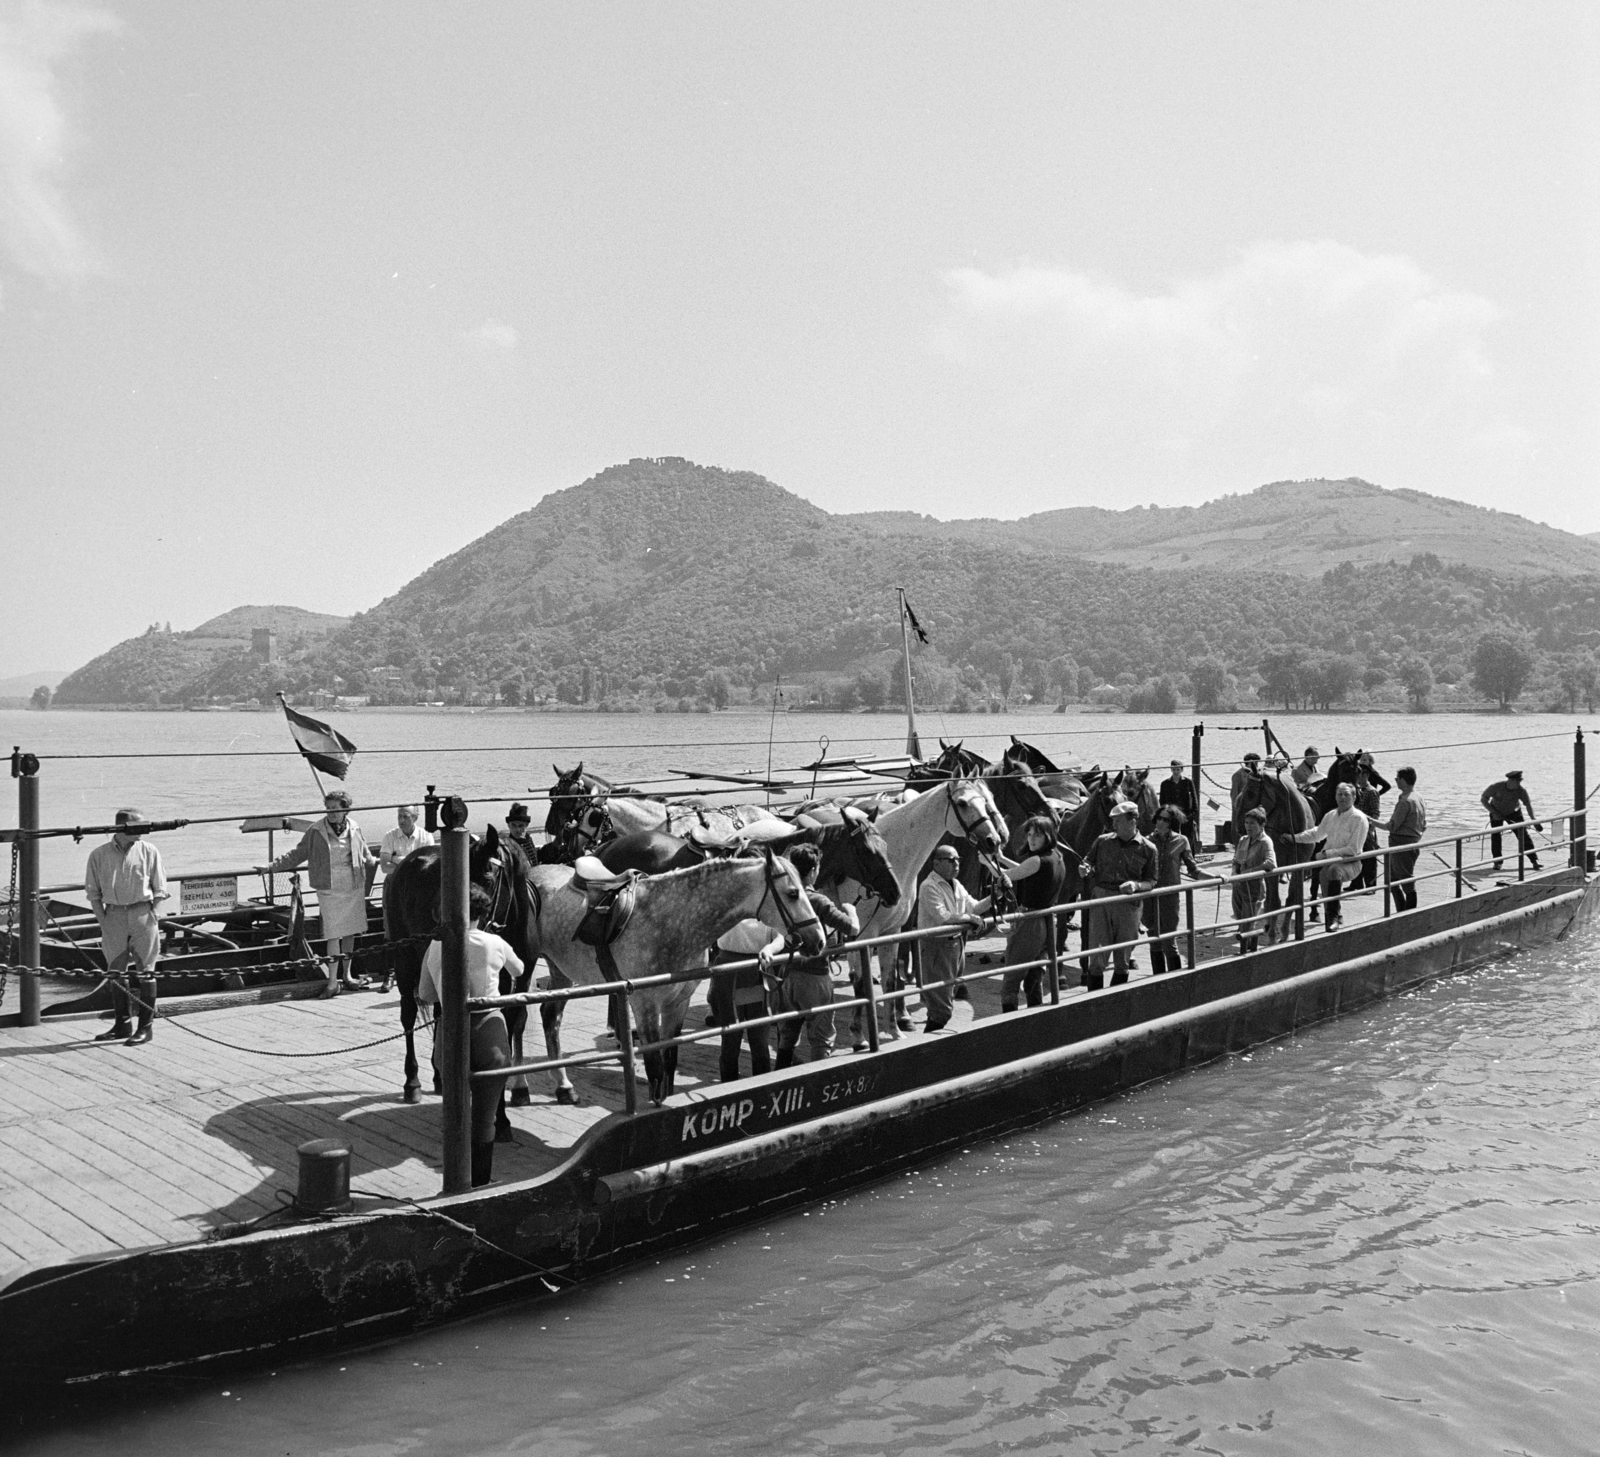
509 1087 532 1107
495 1126 515 1144
556 1086 579 1106
403 1086 421 1105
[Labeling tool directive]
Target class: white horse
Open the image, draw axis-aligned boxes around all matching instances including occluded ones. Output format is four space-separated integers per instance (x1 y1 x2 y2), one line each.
528 850 824 1104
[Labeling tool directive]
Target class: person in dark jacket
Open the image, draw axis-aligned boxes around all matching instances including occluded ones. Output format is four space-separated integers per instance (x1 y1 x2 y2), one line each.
1386 767 1427 911
1481 770 1542 871
997 816 1066 1012
1353 753 1390 891
773 844 859 1065
1158 759 1200 851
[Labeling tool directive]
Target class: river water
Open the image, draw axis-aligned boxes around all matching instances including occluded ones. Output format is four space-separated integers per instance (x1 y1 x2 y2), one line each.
4 707 1598 1453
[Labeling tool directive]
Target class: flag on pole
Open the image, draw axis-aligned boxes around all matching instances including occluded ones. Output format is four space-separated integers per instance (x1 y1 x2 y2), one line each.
277 693 357 779
903 596 930 645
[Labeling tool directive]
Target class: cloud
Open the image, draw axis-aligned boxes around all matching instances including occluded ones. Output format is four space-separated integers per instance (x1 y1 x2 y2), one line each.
465 318 519 352
0 1 118 287
932 241 1520 495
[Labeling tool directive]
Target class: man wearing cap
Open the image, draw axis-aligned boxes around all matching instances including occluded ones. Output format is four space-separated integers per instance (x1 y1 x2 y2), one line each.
1292 748 1321 794
1481 771 1542 872
504 803 536 856
84 809 168 1045
1158 759 1200 851
378 804 434 874
1230 752 1262 836
1081 802 1158 989
916 844 992 1031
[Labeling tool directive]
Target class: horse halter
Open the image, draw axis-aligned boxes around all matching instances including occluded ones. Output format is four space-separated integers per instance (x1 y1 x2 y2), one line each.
758 859 823 942
947 780 999 844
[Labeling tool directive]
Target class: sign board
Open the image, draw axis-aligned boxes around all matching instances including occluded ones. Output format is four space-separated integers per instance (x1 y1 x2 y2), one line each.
181 875 238 917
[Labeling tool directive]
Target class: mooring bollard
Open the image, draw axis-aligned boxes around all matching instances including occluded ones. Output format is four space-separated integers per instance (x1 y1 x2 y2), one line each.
438 795 472 1195
294 1138 352 1214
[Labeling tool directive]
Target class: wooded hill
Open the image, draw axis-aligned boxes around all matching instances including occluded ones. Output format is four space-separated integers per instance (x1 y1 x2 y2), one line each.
52 460 1600 714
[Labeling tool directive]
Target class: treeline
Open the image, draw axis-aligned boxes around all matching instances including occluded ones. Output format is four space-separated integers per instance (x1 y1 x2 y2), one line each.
48 462 1600 713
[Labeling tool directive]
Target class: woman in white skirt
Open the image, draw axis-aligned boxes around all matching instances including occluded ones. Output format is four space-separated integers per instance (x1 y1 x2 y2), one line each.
266 789 377 994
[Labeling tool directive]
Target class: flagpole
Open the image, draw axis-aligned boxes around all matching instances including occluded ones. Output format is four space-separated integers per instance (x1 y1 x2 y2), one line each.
897 588 921 760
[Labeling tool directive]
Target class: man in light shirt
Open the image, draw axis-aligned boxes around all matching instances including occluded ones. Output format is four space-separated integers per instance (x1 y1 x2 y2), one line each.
916 844 991 1032
417 885 522 1187
379 804 434 874
1294 781 1369 932
83 809 168 1046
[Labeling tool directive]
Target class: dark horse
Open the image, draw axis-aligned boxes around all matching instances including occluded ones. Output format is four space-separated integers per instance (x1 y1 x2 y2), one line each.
1055 771 1123 910
1235 768 1317 942
594 818 902 911
381 825 537 1105
1307 750 1370 915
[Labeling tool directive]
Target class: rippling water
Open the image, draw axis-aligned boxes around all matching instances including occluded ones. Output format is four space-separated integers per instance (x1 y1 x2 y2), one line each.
5 708 1596 1452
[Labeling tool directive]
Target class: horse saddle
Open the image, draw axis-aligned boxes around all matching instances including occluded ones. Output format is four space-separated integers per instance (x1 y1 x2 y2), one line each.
571 860 640 951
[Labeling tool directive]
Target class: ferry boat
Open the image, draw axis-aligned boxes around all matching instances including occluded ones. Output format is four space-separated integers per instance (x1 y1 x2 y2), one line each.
0 728 1592 1397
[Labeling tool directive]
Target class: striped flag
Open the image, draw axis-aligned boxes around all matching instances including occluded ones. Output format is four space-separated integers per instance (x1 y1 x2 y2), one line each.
277 694 357 779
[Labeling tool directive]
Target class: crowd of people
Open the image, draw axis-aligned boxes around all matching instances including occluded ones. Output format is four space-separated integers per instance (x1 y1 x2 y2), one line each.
78 753 1553 1062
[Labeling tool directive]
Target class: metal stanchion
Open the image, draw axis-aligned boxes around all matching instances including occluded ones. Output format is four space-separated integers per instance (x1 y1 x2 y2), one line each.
1047 911 1060 1004
437 795 472 1195
1184 886 1197 968
614 985 638 1116
14 750 41 1027
1455 838 1464 898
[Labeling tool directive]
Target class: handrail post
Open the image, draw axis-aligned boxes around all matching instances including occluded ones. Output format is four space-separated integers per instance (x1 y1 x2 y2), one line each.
615 984 638 1116
1575 727 1587 871
861 948 881 1052
1294 868 1305 941
16 752 41 1027
437 799 472 1195
1455 838 1464 898
1517 836 1525 881
1047 909 1060 1004
1184 886 1197 968
1382 845 1392 917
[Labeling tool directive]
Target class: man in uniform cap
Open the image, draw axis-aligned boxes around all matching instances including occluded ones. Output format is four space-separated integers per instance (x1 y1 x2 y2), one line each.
1292 747 1321 794
1230 752 1262 836
84 809 167 1045
1080 800 1158 989
1480 770 1542 872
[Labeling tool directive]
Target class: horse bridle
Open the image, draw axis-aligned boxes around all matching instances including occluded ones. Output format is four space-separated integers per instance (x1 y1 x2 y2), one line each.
946 780 1001 845
758 858 823 942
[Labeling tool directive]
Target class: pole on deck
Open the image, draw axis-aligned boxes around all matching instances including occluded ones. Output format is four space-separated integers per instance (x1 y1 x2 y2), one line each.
1575 728 1587 871
615 984 638 1116
1382 845 1392 917
437 795 472 1195
860 948 881 1052
1191 723 1204 851
1454 838 1464 898
1184 886 1197 968
15 751 41 1027
1261 718 1273 760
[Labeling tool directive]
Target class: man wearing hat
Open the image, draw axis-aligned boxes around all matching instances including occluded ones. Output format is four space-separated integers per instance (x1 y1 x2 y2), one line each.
1081 801 1158 988
1230 752 1262 836
84 809 168 1045
1480 771 1542 872
504 803 536 856
915 844 992 1031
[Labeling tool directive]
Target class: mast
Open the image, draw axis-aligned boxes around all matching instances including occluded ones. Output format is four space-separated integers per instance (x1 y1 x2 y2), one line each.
897 587 922 761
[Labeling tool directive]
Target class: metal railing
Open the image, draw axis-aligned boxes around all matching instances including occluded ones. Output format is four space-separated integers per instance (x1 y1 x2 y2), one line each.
463 822 1587 1119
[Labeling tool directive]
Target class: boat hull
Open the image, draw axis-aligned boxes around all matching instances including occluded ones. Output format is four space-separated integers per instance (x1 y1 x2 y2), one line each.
3 868 1593 1395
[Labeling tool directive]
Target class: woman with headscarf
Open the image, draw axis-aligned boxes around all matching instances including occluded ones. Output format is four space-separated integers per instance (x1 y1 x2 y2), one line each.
265 789 377 995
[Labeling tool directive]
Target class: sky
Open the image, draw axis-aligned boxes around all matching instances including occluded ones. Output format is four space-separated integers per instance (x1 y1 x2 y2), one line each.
2 0 1597 678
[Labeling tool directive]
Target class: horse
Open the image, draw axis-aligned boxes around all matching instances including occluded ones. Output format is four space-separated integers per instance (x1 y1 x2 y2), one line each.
595 816 901 912
381 825 536 1106
527 850 826 1104
545 763 783 850
1004 736 1087 804
1234 768 1317 942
